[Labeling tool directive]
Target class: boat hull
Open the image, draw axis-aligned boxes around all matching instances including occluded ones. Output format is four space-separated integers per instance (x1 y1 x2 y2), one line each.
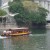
1 32 29 36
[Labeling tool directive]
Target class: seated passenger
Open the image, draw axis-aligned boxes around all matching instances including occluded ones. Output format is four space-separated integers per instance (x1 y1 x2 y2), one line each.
3 30 6 34
6 31 11 34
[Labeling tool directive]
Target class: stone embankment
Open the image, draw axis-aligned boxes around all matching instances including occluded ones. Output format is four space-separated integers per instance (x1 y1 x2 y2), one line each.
0 25 17 30
46 23 50 29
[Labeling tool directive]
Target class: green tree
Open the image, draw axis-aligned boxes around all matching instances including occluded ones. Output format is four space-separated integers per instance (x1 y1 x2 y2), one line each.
30 7 48 27
0 9 7 24
0 9 7 16
9 0 48 27
9 1 24 13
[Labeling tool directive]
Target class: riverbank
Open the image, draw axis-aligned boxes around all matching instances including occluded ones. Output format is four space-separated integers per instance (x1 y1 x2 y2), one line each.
0 23 50 30
46 23 50 29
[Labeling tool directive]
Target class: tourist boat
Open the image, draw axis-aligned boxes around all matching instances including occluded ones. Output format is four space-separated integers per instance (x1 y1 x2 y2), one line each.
1 27 30 36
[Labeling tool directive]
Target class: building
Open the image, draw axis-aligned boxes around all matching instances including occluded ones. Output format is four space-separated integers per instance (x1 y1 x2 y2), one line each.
0 0 8 7
0 0 13 14
0 0 13 7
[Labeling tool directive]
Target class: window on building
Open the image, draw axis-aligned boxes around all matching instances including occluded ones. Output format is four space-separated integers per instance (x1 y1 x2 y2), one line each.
48 1 50 11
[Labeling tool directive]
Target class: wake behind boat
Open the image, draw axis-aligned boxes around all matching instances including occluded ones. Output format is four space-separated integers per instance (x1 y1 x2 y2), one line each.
0 36 7 39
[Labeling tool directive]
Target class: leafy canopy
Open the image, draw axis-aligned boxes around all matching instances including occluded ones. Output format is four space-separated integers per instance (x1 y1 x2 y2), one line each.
9 1 24 13
0 9 7 16
9 0 48 27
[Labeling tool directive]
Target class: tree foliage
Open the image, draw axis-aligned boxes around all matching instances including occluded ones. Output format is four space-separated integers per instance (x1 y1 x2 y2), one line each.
0 9 7 22
9 1 24 13
22 1 38 11
9 0 48 27
30 7 48 24
0 9 7 16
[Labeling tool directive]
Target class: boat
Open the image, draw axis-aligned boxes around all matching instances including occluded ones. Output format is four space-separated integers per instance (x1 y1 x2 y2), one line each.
1 27 30 36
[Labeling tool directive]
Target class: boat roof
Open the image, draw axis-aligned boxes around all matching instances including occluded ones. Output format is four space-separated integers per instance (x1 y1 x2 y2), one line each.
8 27 28 30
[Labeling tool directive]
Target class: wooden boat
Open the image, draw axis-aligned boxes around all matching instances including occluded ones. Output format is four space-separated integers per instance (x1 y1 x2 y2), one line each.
1 27 30 36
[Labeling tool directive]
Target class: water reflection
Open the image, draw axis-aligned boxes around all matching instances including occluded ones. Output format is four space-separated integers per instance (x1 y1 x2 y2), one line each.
0 39 3 50
31 28 46 34
46 29 50 50
0 28 48 50
2 35 47 50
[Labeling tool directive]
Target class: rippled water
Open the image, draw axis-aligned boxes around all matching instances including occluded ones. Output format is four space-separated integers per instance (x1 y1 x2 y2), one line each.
0 28 50 50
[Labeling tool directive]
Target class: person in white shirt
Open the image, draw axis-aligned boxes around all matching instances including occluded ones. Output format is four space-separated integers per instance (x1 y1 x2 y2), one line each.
3 30 6 34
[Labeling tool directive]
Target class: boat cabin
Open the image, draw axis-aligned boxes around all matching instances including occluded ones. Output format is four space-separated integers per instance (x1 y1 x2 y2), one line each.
2 27 30 36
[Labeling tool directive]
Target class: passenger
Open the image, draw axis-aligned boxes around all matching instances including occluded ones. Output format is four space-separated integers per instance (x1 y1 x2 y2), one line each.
7 29 12 33
6 31 11 34
3 30 6 34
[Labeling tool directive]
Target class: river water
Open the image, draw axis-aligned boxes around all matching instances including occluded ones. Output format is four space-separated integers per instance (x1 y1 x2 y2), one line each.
0 28 50 50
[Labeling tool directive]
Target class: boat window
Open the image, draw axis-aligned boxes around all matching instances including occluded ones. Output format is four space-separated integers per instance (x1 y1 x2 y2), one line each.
18 31 22 33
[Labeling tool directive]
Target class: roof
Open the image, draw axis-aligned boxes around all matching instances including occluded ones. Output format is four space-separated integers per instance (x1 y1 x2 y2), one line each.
11 27 28 29
5 27 29 31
